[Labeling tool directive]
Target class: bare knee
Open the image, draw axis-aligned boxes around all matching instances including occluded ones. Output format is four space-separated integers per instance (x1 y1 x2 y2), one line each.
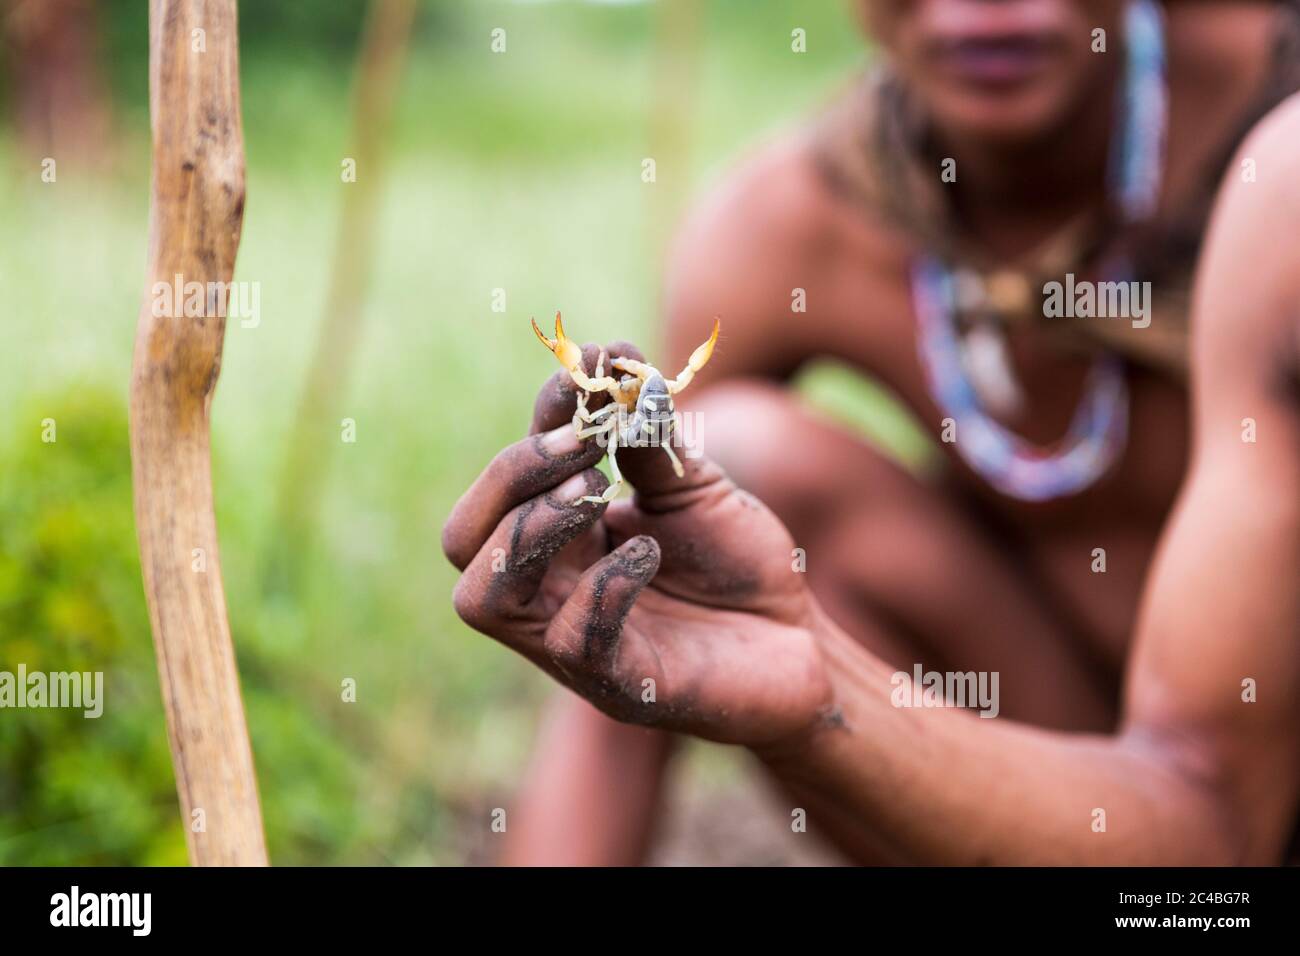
687 379 919 541
690 379 800 486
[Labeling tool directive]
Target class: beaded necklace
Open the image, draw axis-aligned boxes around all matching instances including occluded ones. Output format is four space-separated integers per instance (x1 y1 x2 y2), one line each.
912 0 1165 501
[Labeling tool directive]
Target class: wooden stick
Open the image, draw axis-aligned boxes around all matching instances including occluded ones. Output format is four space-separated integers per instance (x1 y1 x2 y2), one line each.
130 0 267 866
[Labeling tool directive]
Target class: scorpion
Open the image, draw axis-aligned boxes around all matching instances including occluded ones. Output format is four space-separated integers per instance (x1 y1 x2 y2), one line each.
532 312 720 505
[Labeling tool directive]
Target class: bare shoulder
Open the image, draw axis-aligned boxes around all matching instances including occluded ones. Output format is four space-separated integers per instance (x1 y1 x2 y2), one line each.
663 136 834 374
1207 91 1300 259
670 135 848 278
1194 92 1300 392
1164 0 1278 69
1161 1 1283 206
1236 92 1300 179
665 132 905 374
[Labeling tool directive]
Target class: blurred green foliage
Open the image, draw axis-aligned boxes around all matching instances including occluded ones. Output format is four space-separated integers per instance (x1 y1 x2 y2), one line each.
0 390 185 864
0 0 898 864
0 386 493 863
0 389 426 865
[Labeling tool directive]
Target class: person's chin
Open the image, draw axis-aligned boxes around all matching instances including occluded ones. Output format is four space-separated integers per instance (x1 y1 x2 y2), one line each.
932 87 1076 147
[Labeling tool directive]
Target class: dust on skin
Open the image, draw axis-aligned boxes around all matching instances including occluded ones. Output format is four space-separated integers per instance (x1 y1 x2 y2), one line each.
579 533 662 665
481 470 607 612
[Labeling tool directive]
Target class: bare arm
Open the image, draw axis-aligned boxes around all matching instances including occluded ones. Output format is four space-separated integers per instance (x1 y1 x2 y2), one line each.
761 100 1300 864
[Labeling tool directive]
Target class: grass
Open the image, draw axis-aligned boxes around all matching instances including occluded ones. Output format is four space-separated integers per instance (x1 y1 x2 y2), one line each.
0 0 898 864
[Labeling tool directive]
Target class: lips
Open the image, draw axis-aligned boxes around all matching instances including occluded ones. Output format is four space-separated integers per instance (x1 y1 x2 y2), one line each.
914 0 1070 89
931 34 1058 87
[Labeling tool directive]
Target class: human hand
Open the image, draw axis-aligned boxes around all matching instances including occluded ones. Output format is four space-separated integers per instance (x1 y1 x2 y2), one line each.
443 342 832 746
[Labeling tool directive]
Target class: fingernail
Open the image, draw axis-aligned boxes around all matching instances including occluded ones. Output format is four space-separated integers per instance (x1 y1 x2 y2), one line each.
541 424 583 454
556 472 589 501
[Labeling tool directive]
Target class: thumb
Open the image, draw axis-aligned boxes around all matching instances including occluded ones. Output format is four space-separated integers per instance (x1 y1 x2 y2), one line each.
617 422 732 513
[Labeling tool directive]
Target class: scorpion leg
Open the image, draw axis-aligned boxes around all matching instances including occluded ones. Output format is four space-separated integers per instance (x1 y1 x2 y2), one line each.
575 427 624 505
662 441 685 478
576 415 616 440
573 401 619 443
572 389 589 434
610 356 653 380
574 401 619 425
572 388 593 434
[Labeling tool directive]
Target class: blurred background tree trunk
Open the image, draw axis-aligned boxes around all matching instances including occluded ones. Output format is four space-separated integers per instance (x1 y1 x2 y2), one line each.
264 0 418 595
2 0 110 165
647 0 701 272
